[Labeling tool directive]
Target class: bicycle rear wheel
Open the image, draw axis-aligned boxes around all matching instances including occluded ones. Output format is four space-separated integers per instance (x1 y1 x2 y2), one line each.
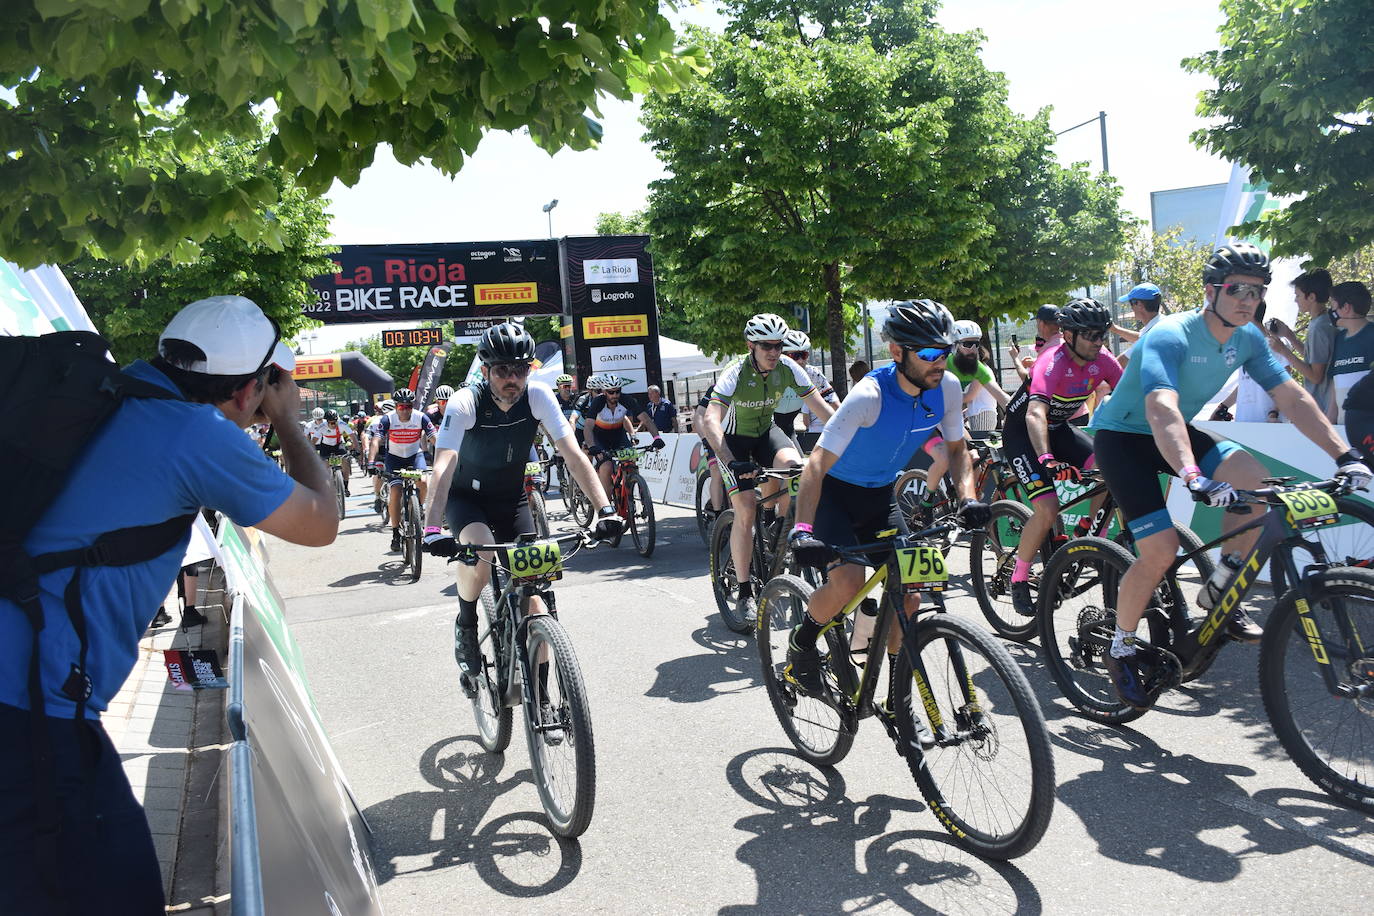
892 613 1055 859
471 581 512 753
525 615 596 837
895 468 953 535
756 575 855 766
695 471 716 548
968 500 1042 642
529 490 551 539
406 490 423 582
629 473 656 558
1260 566 1374 814
711 510 756 633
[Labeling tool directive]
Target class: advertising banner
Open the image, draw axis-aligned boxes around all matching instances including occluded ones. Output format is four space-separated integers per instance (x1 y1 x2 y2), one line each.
413 341 453 408
562 236 662 394
308 240 561 325
630 432 678 501
664 434 708 507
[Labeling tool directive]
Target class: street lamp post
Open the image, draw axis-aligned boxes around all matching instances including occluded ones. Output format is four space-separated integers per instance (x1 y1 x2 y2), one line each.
542 199 559 238
1055 111 1119 317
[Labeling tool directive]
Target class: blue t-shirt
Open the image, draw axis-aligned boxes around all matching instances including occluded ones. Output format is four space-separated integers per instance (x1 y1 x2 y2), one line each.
0 361 296 717
1092 310 1287 435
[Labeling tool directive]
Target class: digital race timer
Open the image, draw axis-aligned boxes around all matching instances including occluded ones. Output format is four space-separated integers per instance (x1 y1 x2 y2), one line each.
380 327 444 348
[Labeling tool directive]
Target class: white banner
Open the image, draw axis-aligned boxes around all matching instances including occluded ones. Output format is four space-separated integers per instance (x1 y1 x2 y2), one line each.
631 432 680 502
665 434 708 507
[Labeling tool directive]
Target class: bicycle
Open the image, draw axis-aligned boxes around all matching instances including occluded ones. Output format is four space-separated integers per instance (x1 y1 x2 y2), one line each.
756 524 1056 858
524 460 551 538
1037 476 1374 813
969 468 1215 643
458 529 601 836
893 431 1012 537
563 455 594 528
709 467 814 634
695 458 724 548
326 455 347 520
607 445 656 558
393 468 426 583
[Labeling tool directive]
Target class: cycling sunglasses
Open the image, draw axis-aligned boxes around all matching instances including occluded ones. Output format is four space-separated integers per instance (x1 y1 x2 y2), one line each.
753 340 785 351
785 351 808 360
956 340 980 349
490 362 532 379
1073 330 1107 343
1211 282 1267 302
904 345 952 362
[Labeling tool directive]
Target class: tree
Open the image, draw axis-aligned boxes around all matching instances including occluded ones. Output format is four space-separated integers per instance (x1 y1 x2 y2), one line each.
1185 0 1374 263
0 0 704 267
641 1 1125 394
64 138 334 363
594 208 697 344
1111 225 1214 312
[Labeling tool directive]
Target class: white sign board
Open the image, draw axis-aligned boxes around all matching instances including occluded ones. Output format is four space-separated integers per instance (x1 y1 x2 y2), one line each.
591 343 647 392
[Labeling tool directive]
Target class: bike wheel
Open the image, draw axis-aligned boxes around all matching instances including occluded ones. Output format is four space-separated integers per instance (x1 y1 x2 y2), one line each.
406 491 423 582
1272 496 1374 596
471 582 513 753
1037 537 1150 725
968 500 1042 642
530 490 551 539
629 473 656 558
695 471 716 548
756 574 856 766
524 615 596 837
565 472 592 527
1260 566 1374 814
895 468 938 534
893 613 1055 859
711 510 756 633
332 468 346 520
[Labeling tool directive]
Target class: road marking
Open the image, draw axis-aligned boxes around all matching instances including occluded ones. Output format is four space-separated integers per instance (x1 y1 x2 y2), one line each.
372 603 454 625
643 583 693 605
1215 793 1374 863
332 720 383 740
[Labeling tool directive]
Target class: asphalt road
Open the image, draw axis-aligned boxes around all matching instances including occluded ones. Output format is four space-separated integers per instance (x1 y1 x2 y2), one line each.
267 481 1373 915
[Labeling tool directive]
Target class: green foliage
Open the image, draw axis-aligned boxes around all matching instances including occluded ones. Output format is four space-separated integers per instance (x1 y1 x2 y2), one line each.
1328 243 1374 287
64 138 334 363
0 0 706 267
594 208 697 345
1112 225 1213 312
1185 0 1374 262
641 1 1126 390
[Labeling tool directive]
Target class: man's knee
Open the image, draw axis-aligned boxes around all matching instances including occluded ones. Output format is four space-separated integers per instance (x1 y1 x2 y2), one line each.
1215 448 1265 488
1133 529 1180 571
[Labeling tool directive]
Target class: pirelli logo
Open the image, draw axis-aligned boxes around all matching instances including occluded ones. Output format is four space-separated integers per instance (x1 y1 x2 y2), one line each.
292 357 342 379
583 314 648 339
473 282 538 304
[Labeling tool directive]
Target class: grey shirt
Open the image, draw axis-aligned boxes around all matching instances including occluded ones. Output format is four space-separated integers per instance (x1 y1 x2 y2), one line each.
1306 312 1337 413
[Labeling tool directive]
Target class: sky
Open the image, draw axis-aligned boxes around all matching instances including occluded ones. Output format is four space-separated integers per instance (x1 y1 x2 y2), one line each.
312 0 1232 349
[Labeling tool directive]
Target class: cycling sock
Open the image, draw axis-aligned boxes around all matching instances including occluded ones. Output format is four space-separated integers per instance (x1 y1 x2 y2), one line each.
457 597 478 629
1110 626 1137 658
738 581 753 600
1011 557 1033 583
792 610 824 649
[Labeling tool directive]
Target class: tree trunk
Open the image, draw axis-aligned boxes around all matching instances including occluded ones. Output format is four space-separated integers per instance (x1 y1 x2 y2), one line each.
823 261 847 399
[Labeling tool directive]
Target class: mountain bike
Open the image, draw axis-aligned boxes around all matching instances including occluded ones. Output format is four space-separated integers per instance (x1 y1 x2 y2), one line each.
756 524 1055 858
1037 476 1374 814
563 456 593 527
327 455 347 520
710 467 814 634
970 469 1214 643
608 445 656 557
525 460 550 538
460 529 601 837
394 468 426 583
893 431 1012 537
695 458 724 548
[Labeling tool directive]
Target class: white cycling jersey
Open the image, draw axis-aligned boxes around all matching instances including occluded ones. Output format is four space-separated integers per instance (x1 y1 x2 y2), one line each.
303 418 329 444
378 411 435 458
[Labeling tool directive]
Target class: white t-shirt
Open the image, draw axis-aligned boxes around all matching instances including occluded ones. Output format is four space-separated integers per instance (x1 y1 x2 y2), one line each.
1235 349 1290 422
303 418 328 444
1118 313 1161 361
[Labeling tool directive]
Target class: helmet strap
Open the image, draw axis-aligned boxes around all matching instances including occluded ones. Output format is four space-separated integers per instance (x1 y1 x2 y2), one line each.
1066 331 1092 362
1205 290 1243 329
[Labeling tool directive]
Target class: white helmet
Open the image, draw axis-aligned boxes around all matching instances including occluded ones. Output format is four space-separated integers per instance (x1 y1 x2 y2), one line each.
783 329 811 352
744 312 789 342
380 399 395 412
603 375 629 391
311 407 325 420
953 319 982 341
434 385 455 399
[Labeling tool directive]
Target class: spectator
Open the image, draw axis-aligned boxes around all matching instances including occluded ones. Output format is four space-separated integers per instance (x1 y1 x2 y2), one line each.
644 385 679 433
1214 301 1291 422
0 295 338 912
1327 281 1374 423
1268 268 1336 414
1009 304 1061 382
1113 282 1164 369
848 360 870 388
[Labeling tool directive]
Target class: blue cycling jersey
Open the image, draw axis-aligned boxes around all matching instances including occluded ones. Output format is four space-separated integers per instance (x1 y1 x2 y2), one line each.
1092 310 1286 435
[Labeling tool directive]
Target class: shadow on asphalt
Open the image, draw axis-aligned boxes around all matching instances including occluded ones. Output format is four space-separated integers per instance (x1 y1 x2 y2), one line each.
362 736 583 896
719 748 1041 914
645 625 760 703
326 559 422 589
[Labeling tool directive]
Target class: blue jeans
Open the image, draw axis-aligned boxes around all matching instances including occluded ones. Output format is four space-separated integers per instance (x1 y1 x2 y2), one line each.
0 702 164 914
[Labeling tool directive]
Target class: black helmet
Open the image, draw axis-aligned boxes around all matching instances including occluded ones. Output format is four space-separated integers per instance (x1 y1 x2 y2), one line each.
881 299 956 348
323 409 339 421
1204 242 1271 285
393 388 416 405
1057 298 1111 332
478 322 536 365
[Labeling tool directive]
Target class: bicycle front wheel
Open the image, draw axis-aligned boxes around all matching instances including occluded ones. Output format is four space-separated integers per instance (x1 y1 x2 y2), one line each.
711 510 755 633
406 490 423 582
333 468 346 520
968 500 1041 642
1260 566 1374 814
530 489 551 539
565 472 592 527
1271 496 1374 596
471 581 512 753
757 574 855 766
894 468 952 535
525 615 596 837
893 613 1055 859
629 473 656 558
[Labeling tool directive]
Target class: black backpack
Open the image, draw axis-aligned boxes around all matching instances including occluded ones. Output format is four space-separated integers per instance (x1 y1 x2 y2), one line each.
0 330 198 896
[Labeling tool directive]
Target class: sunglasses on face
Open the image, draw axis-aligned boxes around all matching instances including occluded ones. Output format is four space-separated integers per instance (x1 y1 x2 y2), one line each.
1074 330 1107 343
605 388 622 394
1212 282 1267 302
905 345 952 362
956 341 979 350
754 340 785 351
395 402 414 409
490 362 531 379
785 351 807 360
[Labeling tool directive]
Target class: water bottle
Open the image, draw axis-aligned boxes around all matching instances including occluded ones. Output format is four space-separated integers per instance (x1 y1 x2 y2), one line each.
849 598 880 666
1198 553 1244 611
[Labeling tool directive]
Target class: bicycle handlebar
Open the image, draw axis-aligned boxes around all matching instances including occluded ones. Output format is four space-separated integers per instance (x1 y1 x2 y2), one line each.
830 524 959 562
1234 476 1352 505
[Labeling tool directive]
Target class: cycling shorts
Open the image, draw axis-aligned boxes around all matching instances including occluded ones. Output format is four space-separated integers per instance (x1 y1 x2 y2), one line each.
384 452 419 486
315 443 347 459
1093 425 1239 540
1002 423 1095 503
591 427 633 454
1345 408 1374 471
445 488 534 543
724 425 795 468
813 474 899 553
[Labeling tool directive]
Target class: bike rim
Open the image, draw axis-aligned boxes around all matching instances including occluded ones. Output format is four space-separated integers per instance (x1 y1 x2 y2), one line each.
764 586 845 756
1042 551 1132 713
528 635 584 826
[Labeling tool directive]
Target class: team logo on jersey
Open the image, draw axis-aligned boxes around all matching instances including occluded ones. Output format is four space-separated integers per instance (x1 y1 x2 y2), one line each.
1223 345 1238 368
1088 364 1100 376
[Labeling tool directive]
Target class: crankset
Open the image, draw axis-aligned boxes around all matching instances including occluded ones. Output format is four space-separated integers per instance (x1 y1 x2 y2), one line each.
1131 639 1183 703
1069 605 1113 671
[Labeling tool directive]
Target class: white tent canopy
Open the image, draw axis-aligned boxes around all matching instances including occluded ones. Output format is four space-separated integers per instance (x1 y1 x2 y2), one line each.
659 334 732 380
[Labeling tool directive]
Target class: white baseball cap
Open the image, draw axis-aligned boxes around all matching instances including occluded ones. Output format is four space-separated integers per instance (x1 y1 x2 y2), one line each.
158 295 296 375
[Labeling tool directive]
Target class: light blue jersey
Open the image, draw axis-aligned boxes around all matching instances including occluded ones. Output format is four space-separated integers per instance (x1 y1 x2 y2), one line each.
1092 310 1286 435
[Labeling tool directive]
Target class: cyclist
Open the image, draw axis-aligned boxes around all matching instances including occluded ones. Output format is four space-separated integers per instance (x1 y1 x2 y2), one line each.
365 399 394 513
421 323 622 703
580 375 667 499
303 406 327 444
774 329 838 443
698 313 836 623
785 300 990 697
370 389 436 553
1001 298 1122 615
1092 243 1371 709
694 384 725 518
554 373 579 418
315 409 359 496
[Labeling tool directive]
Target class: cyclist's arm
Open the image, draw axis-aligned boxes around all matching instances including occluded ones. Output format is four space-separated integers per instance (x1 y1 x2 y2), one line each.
985 377 1011 409
700 402 734 464
424 447 458 521
793 446 840 528
961 380 980 409
553 433 613 510
1025 399 1053 458
1268 377 1350 459
800 388 834 424
946 437 976 501
1144 389 1199 474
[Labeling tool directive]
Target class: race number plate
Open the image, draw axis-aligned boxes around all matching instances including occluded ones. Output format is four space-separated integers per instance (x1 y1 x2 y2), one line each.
788 475 801 496
1276 488 1339 530
615 448 639 462
525 461 542 476
896 546 948 591
505 540 563 580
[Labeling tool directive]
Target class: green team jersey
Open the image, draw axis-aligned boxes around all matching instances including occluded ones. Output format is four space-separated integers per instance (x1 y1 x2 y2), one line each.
709 354 816 437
